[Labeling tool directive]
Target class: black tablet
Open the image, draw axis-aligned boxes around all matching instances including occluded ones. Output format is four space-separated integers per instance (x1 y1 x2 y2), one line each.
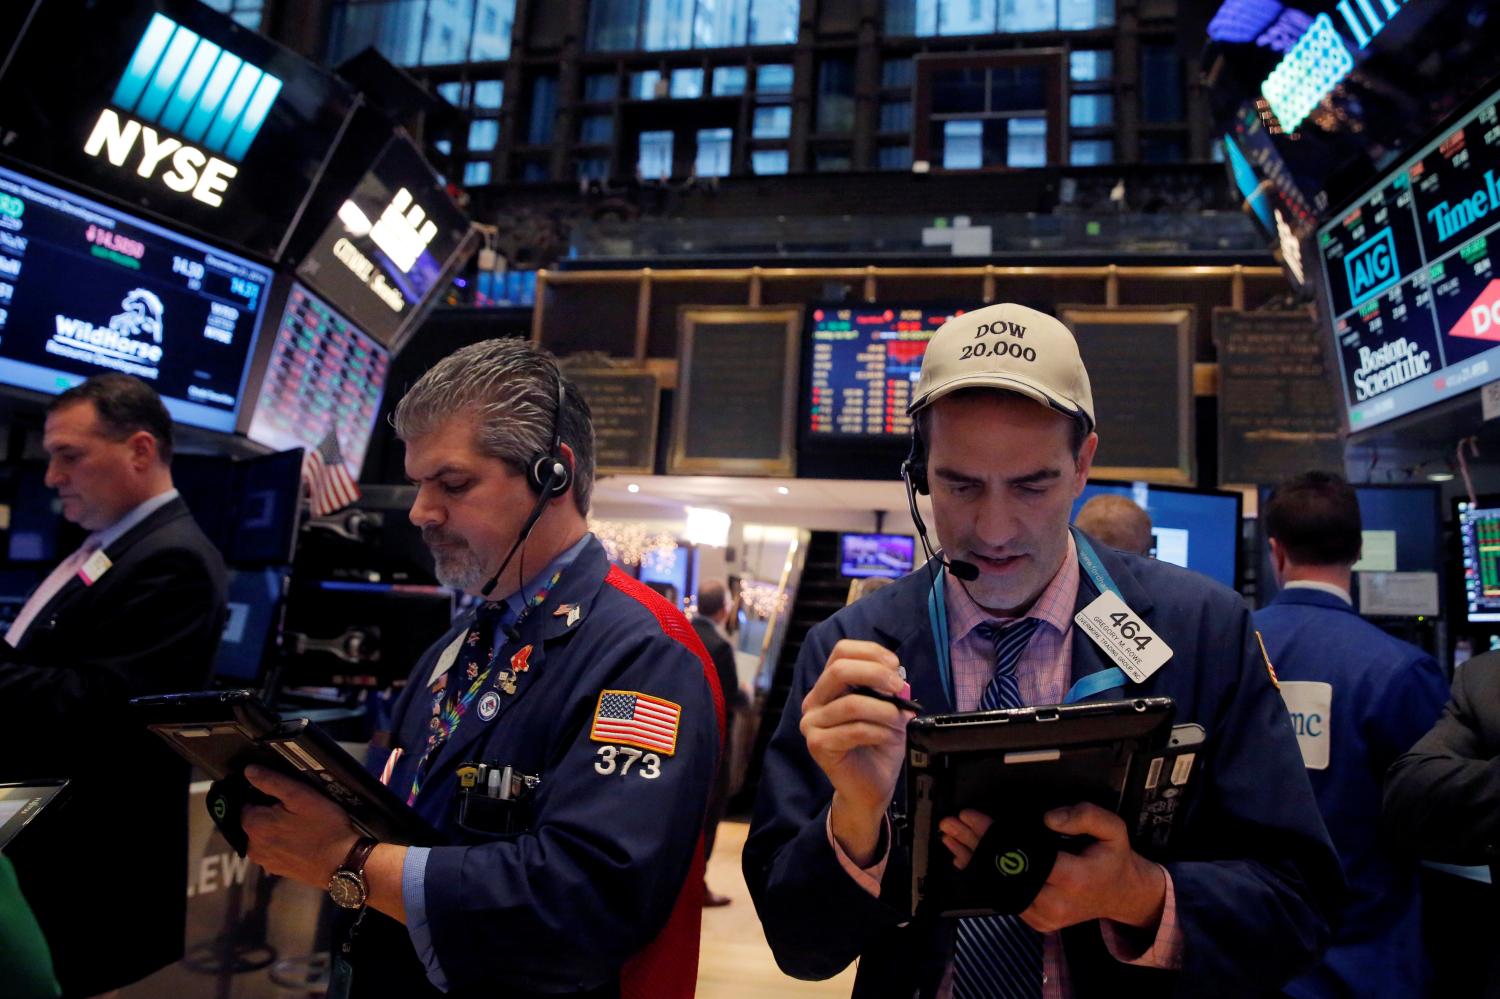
903 697 1176 918
0 780 68 851
131 689 443 846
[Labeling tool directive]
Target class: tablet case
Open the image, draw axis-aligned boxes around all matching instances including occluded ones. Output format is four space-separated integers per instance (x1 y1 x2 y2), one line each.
131 689 443 847
0 780 68 852
903 697 1177 918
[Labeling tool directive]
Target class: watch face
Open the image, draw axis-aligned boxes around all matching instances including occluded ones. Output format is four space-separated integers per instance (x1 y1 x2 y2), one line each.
328 870 367 909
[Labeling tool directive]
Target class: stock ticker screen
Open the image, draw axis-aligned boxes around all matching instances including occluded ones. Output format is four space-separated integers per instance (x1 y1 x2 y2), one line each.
1458 499 1500 623
805 305 960 440
245 284 388 473
0 163 270 432
1319 84 1500 431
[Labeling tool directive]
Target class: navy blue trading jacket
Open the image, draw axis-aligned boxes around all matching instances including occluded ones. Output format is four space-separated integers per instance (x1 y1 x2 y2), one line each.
1255 586 1447 999
745 539 1343 998
354 535 722 998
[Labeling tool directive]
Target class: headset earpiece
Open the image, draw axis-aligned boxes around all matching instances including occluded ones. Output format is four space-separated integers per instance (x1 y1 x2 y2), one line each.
530 456 569 497
525 372 570 497
903 427 929 496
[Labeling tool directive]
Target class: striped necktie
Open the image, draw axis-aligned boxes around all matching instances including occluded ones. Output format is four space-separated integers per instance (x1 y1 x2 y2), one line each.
953 617 1044 999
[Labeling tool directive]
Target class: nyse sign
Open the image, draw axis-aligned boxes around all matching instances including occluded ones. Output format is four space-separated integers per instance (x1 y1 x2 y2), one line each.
81 13 282 209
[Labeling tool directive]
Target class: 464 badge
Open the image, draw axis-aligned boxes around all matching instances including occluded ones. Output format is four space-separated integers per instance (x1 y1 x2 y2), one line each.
1073 590 1173 684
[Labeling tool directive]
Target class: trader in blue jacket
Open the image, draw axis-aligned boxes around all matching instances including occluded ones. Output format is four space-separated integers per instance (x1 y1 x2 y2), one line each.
745 303 1342 997
1255 471 1447 999
241 340 723 998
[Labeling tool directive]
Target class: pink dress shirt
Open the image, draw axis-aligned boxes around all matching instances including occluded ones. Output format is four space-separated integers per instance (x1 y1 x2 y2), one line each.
828 537 1184 996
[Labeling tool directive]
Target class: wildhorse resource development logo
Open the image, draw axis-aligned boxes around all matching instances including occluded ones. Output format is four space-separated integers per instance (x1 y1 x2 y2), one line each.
83 13 282 207
49 288 168 381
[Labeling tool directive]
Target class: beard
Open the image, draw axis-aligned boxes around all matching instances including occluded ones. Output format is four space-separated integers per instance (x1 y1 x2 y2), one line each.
422 527 488 592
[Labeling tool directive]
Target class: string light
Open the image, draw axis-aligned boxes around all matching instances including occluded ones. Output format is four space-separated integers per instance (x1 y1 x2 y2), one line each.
739 579 790 618
589 519 679 571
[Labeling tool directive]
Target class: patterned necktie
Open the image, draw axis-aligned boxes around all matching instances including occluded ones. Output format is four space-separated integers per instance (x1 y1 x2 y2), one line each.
953 617 1044 999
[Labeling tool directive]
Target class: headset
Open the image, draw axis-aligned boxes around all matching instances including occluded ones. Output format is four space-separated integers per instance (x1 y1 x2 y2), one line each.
901 420 979 583
480 370 571 598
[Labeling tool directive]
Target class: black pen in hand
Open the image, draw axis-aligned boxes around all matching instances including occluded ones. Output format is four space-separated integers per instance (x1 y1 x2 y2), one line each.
850 685 924 714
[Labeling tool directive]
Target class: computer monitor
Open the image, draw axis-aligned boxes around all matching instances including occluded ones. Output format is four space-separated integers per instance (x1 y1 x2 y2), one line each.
244 283 389 475
212 567 284 685
175 449 305 568
0 163 273 433
229 449 306 567
1073 481 1242 589
1257 484 1443 611
281 581 454 685
1457 497 1500 623
839 533 917 579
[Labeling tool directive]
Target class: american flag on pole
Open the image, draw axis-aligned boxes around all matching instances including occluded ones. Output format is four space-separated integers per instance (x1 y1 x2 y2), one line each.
589 690 682 755
301 429 361 517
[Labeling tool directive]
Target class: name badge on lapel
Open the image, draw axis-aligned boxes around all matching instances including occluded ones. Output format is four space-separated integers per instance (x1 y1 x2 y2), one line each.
1074 590 1172 683
78 550 112 585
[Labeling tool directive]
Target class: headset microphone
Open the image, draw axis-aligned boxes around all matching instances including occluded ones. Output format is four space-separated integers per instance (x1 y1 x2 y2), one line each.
901 448 980 583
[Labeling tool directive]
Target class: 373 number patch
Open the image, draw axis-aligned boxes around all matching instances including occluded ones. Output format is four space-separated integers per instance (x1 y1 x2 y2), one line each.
594 745 662 779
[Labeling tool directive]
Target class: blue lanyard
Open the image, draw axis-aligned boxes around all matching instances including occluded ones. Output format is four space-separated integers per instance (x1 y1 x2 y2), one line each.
927 527 1130 707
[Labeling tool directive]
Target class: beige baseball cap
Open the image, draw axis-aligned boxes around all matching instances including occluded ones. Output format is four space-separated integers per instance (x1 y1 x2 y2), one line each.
908 302 1094 429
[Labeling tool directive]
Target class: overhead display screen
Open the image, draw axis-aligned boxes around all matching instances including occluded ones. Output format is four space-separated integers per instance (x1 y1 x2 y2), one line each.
804 305 961 440
245 284 388 473
0 0 356 258
296 136 470 350
0 163 270 432
1318 84 1500 431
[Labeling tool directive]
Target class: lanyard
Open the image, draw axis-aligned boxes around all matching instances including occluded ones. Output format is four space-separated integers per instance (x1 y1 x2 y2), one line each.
927 527 1130 707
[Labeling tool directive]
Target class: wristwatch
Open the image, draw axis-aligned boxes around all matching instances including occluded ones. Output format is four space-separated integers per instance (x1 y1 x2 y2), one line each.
327 836 379 910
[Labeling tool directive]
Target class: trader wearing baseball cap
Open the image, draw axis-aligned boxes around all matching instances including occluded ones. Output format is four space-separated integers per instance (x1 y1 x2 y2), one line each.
746 304 1340 998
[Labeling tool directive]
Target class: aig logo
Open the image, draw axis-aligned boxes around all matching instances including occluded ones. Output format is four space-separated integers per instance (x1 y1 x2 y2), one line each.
1344 227 1400 306
83 13 283 207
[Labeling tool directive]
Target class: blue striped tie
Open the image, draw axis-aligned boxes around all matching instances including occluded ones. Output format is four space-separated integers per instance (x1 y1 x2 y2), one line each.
953 617 1044 999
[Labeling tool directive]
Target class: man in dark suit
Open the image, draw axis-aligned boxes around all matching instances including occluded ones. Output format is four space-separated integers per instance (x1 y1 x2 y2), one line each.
1255 471 1447 999
693 580 749 906
0 374 227 997
1385 652 1500 998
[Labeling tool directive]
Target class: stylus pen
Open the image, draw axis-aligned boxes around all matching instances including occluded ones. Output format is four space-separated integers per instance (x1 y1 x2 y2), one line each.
850 686 924 714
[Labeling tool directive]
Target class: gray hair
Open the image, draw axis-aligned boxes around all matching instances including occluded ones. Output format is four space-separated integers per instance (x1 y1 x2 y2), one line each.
392 338 595 514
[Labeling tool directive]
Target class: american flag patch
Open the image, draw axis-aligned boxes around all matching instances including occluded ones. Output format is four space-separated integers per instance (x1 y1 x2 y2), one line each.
589 690 682 756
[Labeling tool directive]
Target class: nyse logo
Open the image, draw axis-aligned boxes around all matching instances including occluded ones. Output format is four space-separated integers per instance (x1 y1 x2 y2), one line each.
1344 227 1400 306
82 13 283 207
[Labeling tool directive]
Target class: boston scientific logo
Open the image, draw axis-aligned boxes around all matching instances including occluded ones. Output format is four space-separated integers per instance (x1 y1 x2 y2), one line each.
1344 227 1400 306
82 13 283 207
49 288 167 381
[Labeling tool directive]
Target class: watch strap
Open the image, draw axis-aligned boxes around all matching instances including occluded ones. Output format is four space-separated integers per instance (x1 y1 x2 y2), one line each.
339 836 379 879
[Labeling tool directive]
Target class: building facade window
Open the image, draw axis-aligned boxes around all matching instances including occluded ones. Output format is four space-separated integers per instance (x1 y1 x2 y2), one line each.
328 0 517 66
756 64 794 94
527 75 559 145
696 128 733 176
816 59 856 134
639 130 675 178
202 0 265 31
918 55 1062 170
1140 44 1183 123
753 105 792 138
751 149 789 174
586 0 798 52
712 67 748 95
886 0 1112 36
671 68 705 98
580 114 615 144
